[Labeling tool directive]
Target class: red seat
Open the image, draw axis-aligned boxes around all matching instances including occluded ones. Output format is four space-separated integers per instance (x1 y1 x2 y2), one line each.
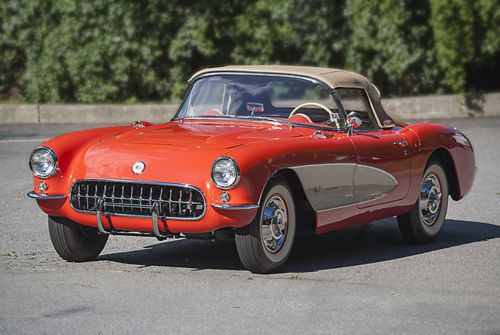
288 113 313 124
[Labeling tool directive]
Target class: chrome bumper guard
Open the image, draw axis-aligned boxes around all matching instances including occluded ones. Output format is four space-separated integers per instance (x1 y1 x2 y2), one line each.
27 191 66 200
211 203 259 210
95 197 170 240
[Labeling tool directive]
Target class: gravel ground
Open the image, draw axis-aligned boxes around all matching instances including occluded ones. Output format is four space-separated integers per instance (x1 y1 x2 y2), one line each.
0 118 499 334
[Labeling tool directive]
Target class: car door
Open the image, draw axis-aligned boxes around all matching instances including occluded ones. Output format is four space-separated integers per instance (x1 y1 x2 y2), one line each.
336 88 411 208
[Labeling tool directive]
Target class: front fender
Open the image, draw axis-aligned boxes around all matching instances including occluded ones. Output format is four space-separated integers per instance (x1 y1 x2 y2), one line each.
216 134 356 207
30 126 131 201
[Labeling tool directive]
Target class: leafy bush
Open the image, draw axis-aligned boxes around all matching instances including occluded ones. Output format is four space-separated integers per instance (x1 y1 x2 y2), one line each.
0 0 498 102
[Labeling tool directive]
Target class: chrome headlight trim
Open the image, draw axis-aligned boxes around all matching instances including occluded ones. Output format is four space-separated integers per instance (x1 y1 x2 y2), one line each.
29 146 58 179
211 157 240 190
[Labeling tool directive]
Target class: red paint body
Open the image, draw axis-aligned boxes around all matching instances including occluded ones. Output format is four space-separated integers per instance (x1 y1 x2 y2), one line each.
32 117 475 235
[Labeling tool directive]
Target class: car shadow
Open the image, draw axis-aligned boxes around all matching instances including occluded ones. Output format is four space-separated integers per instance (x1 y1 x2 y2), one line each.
98 219 500 273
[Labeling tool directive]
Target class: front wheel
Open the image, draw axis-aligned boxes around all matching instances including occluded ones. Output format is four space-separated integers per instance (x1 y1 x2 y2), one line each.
48 216 108 262
235 178 296 273
397 160 449 244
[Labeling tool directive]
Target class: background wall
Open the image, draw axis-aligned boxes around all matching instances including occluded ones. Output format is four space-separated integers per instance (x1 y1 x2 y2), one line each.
1 0 499 104
2 92 499 124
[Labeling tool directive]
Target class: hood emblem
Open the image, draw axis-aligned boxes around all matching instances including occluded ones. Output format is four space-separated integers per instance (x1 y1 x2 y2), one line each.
132 161 146 174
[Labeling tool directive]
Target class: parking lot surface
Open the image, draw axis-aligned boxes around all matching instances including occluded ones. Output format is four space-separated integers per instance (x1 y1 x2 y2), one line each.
1 118 499 334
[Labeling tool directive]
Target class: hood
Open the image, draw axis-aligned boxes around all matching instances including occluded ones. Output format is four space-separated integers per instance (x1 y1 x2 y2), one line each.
77 119 303 182
99 119 300 150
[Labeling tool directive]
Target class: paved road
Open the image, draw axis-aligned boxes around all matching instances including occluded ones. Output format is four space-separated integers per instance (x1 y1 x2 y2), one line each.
1 118 499 334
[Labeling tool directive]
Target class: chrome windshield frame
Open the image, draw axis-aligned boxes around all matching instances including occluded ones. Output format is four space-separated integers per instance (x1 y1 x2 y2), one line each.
172 72 348 131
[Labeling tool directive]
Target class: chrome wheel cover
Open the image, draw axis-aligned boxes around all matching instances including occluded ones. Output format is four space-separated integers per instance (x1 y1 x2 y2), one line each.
419 173 442 226
261 195 288 253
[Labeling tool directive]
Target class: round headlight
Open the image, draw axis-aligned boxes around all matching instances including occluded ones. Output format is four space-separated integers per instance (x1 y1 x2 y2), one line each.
29 147 57 178
211 157 240 189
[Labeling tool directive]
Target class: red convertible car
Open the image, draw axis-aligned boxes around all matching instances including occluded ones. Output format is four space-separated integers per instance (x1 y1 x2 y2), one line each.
28 65 476 273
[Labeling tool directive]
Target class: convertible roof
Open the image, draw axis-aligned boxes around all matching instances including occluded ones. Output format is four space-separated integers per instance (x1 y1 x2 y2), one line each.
189 65 394 124
189 65 371 90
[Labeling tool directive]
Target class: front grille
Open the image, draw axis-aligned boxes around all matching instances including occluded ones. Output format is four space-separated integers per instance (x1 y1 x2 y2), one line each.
70 180 205 219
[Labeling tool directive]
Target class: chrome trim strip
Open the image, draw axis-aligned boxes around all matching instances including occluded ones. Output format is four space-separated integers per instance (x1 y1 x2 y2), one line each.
288 163 398 211
211 204 260 210
364 88 383 129
29 146 58 179
180 116 346 133
27 191 66 200
69 179 207 221
178 115 291 127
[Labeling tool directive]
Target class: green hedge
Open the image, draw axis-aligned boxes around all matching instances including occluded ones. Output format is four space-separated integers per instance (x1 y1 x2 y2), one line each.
1 0 499 103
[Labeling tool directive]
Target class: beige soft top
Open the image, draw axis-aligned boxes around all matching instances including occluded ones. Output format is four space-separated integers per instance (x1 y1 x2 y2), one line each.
189 65 371 90
189 65 393 124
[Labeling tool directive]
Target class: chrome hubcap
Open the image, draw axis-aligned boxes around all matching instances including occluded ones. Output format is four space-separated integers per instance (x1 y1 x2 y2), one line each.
419 173 442 226
261 195 288 253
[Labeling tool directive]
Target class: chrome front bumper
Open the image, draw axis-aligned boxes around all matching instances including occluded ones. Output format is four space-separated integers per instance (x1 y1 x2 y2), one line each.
211 203 259 210
27 191 66 200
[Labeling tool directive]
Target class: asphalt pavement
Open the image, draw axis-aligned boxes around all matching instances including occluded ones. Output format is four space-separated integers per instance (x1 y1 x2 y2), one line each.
1 118 499 334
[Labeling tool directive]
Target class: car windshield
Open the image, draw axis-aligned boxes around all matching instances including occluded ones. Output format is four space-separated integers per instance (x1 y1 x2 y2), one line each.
176 74 341 128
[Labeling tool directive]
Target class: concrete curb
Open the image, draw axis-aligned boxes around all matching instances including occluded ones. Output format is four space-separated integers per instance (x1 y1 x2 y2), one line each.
382 92 500 120
1 93 499 124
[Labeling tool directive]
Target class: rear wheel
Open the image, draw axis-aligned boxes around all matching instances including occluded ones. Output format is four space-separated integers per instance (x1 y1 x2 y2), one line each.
397 161 449 244
48 216 108 262
235 178 296 273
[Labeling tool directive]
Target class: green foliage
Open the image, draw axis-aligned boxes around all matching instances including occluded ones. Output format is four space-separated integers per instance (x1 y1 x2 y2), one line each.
231 0 346 66
345 0 440 95
0 0 498 102
429 0 475 93
1 0 178 102
168 0 250 99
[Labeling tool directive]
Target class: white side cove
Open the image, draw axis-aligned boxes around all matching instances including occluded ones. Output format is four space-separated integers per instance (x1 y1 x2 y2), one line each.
290 163 398 211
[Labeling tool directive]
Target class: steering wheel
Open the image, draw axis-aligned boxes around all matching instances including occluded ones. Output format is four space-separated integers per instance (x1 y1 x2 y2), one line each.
289 102 339 128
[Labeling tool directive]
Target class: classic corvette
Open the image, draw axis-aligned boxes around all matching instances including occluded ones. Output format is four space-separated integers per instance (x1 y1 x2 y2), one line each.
28 65 476 273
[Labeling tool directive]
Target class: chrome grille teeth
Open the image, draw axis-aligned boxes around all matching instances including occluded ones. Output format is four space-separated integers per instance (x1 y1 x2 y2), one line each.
70 180 205 219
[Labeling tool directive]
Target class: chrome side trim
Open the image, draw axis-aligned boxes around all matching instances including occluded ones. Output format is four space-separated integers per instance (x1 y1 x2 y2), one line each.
69 179 207 221
289 163 398 211
290 163 356 211
212 204 260 210
353 164 398 203
27 191 66 200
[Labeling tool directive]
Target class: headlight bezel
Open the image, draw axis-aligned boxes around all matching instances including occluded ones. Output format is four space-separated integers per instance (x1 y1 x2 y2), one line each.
211 157 240 190
29 146 58 179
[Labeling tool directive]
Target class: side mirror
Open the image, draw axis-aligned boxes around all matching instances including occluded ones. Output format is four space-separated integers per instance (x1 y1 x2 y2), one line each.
346 112 362 136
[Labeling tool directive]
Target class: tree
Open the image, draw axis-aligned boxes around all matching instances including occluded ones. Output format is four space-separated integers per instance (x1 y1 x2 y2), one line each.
231 0 346 67
345 0 440 96
0 0 498 102
429 0 475 93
